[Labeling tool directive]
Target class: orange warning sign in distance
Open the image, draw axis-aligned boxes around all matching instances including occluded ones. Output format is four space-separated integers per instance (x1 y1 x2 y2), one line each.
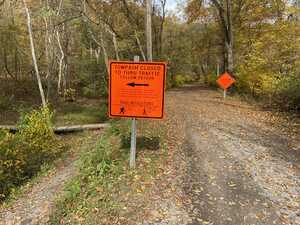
217 72 236 90
109 61 167 119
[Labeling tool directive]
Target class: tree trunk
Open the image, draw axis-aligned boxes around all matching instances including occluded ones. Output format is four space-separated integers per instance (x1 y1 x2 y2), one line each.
104 25 120 61
100 32 109 75
22 0 46 107
226 0 234 73
146 0 153 61
212 0 234 74
56 31 64 95
111 31 120 60
159 0 166 57
135 30 146 61
226 41 233 74
44 16 52 100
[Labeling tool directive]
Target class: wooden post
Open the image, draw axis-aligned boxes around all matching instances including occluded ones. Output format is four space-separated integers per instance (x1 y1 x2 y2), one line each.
146 0 152 61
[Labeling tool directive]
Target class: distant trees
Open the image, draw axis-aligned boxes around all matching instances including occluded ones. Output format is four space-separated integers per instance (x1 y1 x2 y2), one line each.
0 0 299 110
0 0 168 104
185 0 300 109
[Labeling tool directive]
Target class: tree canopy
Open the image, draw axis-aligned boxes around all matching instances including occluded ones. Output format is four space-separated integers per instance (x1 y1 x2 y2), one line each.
0 0 299 110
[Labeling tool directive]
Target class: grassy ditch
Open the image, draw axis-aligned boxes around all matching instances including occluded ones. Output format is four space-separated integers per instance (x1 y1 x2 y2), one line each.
49 119 167 225
54 102 108 125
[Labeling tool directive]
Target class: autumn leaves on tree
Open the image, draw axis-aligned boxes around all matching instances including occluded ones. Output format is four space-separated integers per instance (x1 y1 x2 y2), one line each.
0 0 299 109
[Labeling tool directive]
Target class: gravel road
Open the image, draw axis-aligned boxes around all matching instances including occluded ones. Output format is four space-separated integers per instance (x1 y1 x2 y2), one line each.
1 86 299 225
146 85 300 225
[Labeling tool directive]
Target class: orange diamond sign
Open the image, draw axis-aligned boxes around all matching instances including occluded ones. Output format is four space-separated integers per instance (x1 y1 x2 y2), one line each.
217 72 236 90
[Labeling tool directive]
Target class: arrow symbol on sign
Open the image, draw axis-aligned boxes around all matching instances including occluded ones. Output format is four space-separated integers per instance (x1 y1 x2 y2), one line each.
127 82 149 87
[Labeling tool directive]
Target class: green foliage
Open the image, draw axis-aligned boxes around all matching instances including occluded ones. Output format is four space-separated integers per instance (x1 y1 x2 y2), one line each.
182 0 300 111
169 74 195 88
77 133 116 180
50 124 126 224
82 86 95 98
109 119 131 147
39 7 57 18
234 18 300 110
173 74 187 87
74 57 105 98
0 107 63 200
55 104 108 125
277 71 300 110
0 95 11 110
207 73 219 88
50 119 166 224
64 88 76 102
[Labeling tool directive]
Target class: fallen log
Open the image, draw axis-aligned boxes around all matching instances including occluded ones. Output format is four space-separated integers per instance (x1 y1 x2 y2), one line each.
0 123 109 134
0 125 16 132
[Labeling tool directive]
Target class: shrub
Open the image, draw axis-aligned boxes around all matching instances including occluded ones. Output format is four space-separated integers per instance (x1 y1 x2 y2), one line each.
109 120 131 148
64 88 76 102
171 74 194 87
0 107 63 200
0 95 11 110
82 86 96 98
277 72 300 110
77 133 115 179
236 63 300 110
207 73 219 88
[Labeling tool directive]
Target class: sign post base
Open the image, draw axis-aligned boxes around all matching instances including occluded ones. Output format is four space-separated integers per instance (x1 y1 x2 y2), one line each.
130 56 139 169
130 118 137 169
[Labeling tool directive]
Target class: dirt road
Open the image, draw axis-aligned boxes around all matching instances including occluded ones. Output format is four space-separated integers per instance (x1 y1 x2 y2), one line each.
146 86 300 225
0 86 299 225
0 131 102 225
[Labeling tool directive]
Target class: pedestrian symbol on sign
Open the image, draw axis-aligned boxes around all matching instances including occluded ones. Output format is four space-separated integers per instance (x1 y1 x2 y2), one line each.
120 106 125 114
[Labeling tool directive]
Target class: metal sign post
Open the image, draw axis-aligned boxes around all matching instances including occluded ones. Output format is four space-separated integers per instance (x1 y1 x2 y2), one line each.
129 56 140 169
130 117 137 168
109 56 166 169
224 89 227 100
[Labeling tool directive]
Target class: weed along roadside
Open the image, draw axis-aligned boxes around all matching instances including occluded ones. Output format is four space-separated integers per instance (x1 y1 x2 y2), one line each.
0 105 109 225
49 119 168 224
0 103 109 202
48 59 168 224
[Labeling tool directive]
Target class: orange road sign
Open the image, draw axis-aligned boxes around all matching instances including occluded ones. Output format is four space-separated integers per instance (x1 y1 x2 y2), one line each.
217 72 236 90
109 61 167 119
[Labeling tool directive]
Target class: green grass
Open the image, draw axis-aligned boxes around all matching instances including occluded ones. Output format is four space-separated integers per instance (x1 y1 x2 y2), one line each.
49 119 167 225
54 103 108 125
0 97 109 126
